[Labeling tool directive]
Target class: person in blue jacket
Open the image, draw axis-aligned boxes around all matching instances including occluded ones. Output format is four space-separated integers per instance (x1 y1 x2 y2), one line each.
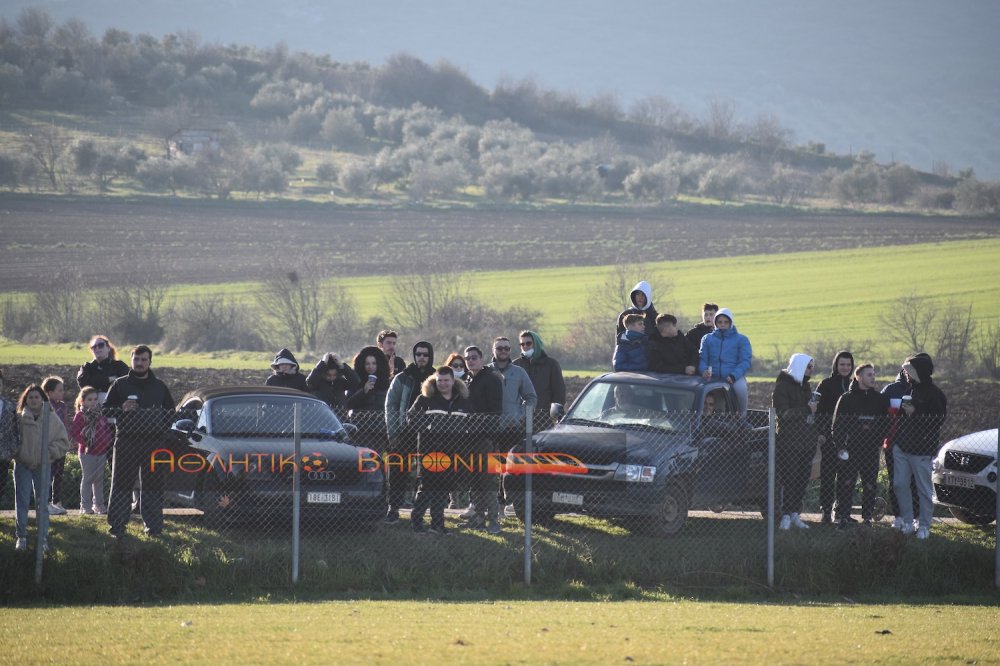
613 314 649 372
698 308 753 414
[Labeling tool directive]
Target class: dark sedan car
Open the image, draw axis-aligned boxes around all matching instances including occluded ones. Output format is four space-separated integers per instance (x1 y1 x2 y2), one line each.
164 386 385 529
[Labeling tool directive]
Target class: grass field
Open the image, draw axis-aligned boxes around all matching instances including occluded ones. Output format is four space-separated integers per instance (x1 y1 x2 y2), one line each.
4 237 995 371
2 599 998 664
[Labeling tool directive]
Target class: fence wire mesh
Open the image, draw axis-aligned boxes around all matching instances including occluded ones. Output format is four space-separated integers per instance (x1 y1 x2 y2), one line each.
4 388 997 593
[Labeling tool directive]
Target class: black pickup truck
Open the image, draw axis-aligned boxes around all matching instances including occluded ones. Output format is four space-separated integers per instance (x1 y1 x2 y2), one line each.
503 372 770 536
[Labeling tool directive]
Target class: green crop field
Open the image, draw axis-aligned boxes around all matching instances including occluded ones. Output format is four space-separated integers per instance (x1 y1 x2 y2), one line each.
2 237 998 371
2 600 998 664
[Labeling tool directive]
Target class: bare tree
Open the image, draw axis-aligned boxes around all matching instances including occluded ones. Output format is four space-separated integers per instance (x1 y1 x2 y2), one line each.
36 270 92 343
879 293 936 354
23 125 67 191
103 268 169 343
975 322 1000 379
879 294 978 377
387 269 469 331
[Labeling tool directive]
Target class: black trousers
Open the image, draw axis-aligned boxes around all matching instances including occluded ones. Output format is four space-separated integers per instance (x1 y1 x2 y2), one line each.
835 444 881 521
884 443 920 517
777 444 814 516
411 472 448 529
819 437 838 514
107 439 164 534
49 456 66 504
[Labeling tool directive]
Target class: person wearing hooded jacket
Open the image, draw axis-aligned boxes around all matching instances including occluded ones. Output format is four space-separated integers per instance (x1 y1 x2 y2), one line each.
831 363 889 527
383 341 435 523
616 280 659 342
406 366 472 534
306 353 360 409
881 360 924 526
698 308 753 415
814 350 855 523
264 348 309 392
892 354 947 539
345 346 391 453
771 353 817 530
513 330 566 413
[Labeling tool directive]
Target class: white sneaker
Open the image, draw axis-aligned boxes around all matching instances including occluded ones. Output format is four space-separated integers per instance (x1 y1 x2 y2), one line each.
892 517 904 530
47 503 67 515
790 513 810 530
778 514 792 530
15 537 27 551
900 521 915 536
504 503 517 517
912 519 920 532
915 527 929 540
458 505 477 520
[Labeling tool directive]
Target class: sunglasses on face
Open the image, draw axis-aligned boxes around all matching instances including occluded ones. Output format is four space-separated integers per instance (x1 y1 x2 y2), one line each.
90 341 107 350
413 351 429 358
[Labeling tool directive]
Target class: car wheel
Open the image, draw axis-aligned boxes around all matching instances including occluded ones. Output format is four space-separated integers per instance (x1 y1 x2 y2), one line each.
644 483 689 537
196 476 234 529
948 506 996 526
513 501 555 526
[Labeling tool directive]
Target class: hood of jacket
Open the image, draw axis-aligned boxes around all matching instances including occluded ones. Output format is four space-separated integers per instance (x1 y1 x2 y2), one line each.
520 330 549 363
714 307 735 328
628 281 654 311
270 348 299 371
352 346 391 390
784 353 814 385
411 340 434 367
620 329 646 343
421 374 470 399
903 353 934 384
828 350 855 377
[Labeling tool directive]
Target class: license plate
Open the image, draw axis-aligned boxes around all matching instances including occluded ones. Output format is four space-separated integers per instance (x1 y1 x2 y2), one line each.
942 474 975 489
552 492 583 506
307 492 341 504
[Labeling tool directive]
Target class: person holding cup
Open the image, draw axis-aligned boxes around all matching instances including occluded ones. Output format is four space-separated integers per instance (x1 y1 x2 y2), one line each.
881 355 928 528
698 308 753 415
104 345 175 538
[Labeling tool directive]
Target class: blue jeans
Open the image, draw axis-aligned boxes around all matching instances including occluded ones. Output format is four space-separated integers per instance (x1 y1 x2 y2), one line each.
14 462 49 541
892 446 934 529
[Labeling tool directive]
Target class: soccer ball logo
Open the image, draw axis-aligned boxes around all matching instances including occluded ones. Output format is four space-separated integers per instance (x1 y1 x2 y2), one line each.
301 452 328 472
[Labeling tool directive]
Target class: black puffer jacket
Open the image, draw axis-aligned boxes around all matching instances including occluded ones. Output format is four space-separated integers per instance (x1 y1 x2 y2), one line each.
265 348 309 391
77 357 130 392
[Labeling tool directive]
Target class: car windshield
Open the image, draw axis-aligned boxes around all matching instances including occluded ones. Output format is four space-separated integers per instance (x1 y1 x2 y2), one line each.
565 381 696 432
209 395 344 438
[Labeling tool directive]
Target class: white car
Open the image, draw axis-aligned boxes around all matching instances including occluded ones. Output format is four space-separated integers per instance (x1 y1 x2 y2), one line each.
932 428 998 526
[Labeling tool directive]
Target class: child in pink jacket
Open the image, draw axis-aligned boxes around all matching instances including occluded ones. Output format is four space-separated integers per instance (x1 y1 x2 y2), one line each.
71 387 113 515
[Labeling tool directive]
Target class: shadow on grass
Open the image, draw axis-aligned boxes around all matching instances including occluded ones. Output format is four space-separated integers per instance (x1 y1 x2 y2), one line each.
0 513 996 605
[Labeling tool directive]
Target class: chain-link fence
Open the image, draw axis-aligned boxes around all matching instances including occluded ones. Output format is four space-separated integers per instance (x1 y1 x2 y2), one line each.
6 389 998 594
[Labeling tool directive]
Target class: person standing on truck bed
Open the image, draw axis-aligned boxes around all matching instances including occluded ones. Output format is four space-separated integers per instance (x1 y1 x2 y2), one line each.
685 303 718 349
616 280 659 342
698 308 752 415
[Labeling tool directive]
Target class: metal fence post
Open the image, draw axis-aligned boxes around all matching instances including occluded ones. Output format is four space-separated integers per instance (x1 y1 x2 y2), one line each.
524 409 534 586
995 413 999 591
35 402 52 585
291 402 301 585
767 407 775 588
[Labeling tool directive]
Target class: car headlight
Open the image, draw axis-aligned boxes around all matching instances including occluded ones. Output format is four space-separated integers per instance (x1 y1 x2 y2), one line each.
615 464 656 483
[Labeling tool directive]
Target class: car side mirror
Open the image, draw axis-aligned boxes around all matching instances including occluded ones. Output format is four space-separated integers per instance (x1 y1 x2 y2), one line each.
171 418 202 442
341 422 359 441
549 403 565 421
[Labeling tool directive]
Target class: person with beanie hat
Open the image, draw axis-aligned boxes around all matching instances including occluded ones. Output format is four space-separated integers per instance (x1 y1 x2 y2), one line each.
265 348 308 392
892 353 947 539
814 350 855 523
771 353 818 530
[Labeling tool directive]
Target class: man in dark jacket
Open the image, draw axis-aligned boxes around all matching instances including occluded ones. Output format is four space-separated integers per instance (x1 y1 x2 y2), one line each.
513 330 566 413
462 345 504 533
306 353 360 409
771 353 817 530
892 354 947 539
104 345 175 538
831 363 889 528
814 350 855 523
648 314 698 374
881 362 923 527
383 341 434 523
685 303 718 349
265 348 309 392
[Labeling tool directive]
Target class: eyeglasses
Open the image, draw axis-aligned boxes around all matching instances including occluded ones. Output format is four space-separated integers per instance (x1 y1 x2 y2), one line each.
450 363 465 369
494 346 511 352
90 341 107 350
519 341 533 348
413 352 429 358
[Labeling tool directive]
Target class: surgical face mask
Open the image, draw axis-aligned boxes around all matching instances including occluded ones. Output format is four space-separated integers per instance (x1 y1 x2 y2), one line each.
452 369 465 379
521 348 534 359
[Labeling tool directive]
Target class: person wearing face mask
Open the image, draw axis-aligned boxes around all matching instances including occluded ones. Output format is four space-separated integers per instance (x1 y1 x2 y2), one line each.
772 353 818 531
77 335 130 403
513 330 565 414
